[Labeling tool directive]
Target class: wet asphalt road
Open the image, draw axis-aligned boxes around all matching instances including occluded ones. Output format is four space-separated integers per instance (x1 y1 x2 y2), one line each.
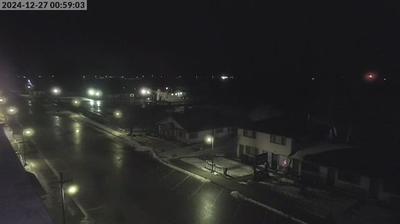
19 99 288 224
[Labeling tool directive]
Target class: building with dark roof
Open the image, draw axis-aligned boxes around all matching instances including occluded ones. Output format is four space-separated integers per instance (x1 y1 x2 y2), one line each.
157 110 234 144
290 145 400 202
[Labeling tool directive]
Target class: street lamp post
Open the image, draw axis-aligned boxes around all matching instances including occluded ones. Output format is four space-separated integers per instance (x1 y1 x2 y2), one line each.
113 110 123 119
51 87 62 111
0 96 6 105
72 99 81 107
205 133 215 173
59 172 68 224
6 106 18 124
58 172 78 224
113 110 123 130
21 128 34 166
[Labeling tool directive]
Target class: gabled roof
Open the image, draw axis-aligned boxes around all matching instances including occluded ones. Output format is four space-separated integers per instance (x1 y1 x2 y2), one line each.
294 145 399 178
239 117 330 139
290 143 353 160
161 109 232 132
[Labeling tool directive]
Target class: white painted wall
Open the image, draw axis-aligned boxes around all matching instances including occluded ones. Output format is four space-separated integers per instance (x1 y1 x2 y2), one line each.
237 128 293 157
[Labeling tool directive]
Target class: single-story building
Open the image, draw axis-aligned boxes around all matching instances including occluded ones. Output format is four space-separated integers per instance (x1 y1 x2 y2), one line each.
290 145 400 202
158 110 234 144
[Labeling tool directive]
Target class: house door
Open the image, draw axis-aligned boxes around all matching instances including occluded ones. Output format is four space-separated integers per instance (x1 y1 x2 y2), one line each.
271 153 278 170
239 146 244 158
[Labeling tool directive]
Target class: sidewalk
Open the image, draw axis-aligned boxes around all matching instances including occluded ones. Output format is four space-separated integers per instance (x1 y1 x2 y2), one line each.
0 126 53 224
180 157 254 178
3 125 85 224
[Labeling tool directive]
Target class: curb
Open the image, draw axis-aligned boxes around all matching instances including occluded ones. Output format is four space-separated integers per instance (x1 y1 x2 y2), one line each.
71 112 211 183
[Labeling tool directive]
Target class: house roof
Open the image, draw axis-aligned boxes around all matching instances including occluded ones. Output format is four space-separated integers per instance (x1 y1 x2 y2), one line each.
290 143 354 160
164 109 233 132
239 117 330 139
297 146 399 178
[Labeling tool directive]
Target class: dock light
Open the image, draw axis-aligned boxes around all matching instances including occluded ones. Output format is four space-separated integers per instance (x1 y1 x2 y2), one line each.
51 87 61 96
87 88 96 97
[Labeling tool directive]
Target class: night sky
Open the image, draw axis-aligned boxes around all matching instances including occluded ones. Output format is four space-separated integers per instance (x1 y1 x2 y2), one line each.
1 1 400 80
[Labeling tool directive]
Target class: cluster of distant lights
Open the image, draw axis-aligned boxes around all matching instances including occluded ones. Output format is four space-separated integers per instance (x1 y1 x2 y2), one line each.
140 88 151 96
79 74 235 80
309 72 388 83
171 91 183 97
87 88 102 98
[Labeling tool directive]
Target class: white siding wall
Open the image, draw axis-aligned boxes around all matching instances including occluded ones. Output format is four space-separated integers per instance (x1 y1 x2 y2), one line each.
237 128 293 157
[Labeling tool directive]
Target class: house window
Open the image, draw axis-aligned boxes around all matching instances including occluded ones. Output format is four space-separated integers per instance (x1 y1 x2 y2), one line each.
238 144 245 156
215 128 224 133
243 129 256 138
270 135 286 145
245 146 258 155
189 132 198 139
337 170 361 185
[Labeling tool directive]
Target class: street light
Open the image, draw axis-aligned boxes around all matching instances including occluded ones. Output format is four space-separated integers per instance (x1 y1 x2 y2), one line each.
6 106 18 115
72 99 81 107
87 88 102 98
66 185 79 195
51 87 62 96
87 88 96 97
20 128 34 166
204 135 215 173
113 110 123 119
95 90 102 97
58 172 78 224
205 135 214 148
73 122 81 133
0 96 6 104
23 128 34 137
140 87 151 96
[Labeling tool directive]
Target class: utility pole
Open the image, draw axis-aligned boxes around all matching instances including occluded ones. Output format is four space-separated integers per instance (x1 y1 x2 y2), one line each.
58 172 71 224
211 129 215 173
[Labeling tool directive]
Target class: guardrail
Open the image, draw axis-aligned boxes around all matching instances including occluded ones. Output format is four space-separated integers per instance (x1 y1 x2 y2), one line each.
204 159 228 175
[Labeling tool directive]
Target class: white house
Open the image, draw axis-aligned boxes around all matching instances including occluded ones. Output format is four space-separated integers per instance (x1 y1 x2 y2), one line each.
237 118 329 171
